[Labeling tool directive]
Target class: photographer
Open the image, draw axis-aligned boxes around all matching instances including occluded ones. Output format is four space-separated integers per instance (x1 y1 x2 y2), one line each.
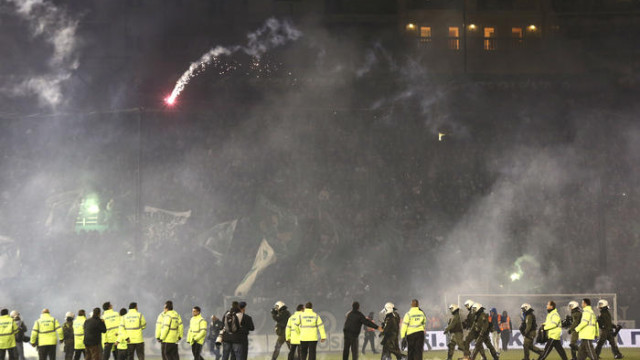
271 301 291 360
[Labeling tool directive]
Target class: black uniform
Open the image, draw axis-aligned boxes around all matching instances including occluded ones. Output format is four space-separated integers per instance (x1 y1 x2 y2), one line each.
62 319 74 360
520 309 542 360
595 307 622 359
380 312 403 360
272 307 292 360
462 308 476 358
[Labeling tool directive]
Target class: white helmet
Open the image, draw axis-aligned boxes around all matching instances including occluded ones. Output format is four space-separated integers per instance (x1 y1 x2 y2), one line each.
274 301 285 310
449 304 459 312
464 299 475 310
383 302 396 314
568 301 579 310
598 300 609 309
472 303 483 311
9 311 19 318
521 303 531 312
65 311 75 318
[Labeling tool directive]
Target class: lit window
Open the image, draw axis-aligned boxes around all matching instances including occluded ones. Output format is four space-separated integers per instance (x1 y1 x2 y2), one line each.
420 26 432 42
448 26 460 50
511 27 523 47
483 27 496 51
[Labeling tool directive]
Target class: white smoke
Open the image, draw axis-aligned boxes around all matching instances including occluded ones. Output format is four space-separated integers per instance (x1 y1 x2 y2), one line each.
166 18 302 104
4 0 79 108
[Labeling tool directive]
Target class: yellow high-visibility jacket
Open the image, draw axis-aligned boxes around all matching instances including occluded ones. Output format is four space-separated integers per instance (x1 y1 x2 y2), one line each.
187 314 207 345
292 309 326 342
159 310 183 344
0 314 18 349
401 307 426 338
575 306 599 340
102 309 121 344
543 309 562 340
285 311 303 345
121 310 146 344
31 313 63 346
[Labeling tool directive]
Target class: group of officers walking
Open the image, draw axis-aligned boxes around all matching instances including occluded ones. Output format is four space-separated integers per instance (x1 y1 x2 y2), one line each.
0 297 626 360
443 298 623 360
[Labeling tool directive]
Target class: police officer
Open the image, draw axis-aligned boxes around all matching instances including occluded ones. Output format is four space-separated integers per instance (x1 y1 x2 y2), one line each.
444 304 464 360
574 299 598 360
519 304 542 360
379 302 403 360
73 310 86 360
400 299 426 360
292 302 326 360
102 303 121 360
462 300 476 358
30 309 63 360
472 304 499 360
271 301 291 360
285 304 304 360
62 312 74 360
159 301 183 360
121 303 147 360
567 301 582 360
187 306 207 360
595 300 622 359
0 308 18 360
538 301 567 360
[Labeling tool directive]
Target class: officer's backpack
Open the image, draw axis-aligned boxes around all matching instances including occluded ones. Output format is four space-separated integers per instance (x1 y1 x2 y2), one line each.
224 311 240 334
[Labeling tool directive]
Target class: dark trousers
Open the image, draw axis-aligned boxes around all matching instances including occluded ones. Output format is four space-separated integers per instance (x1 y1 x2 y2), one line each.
65 350 74 360
126 343 144 360
161 344 167 360
471 336 486 360
539 339 568 360
523 336 543 360
272 335 288 360
299 341 317 360
500 331 510 351
191 343 204 360
222 343 243 360
38 345 57 360
578 340 598 360
0 347 17 360
343 334 359 360
86 345 102 360
117 350 128 360
288 344 300 360
406 332 424 360
73 349 85 360
481 334 499 358
163 343 179 360
595 332 622 357
103 343 115 360
362 333 376 354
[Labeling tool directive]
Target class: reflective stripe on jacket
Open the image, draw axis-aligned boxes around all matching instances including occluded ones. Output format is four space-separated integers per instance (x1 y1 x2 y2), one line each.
575 306 598 340
0 315 18 349
401 307 426 338
286 311 303 345
160 310 183 344
31 314 63 346
292 309 326 342
187 315 207 345
102 310 121 344
122 310 146 344
73 316 86 350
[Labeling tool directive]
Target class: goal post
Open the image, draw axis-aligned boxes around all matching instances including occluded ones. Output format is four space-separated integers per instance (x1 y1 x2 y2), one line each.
457 293 617 323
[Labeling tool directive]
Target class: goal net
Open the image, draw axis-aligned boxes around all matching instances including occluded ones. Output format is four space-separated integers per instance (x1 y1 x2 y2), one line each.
456 293 618 323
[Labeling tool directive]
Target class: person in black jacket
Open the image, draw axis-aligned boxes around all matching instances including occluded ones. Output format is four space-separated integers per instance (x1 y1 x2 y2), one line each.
271 301 291 360
343 302 380 360
83 308 106 360
208 316 223 360
11 311 28 360
236 302 254 360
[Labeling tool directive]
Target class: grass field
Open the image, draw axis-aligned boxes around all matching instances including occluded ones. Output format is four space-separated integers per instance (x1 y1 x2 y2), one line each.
240 348 640 360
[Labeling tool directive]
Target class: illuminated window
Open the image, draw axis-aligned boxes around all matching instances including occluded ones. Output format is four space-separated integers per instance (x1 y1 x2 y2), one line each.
420 26 432 42
448 26 460 50
511 27 523 47
483 27 496 51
